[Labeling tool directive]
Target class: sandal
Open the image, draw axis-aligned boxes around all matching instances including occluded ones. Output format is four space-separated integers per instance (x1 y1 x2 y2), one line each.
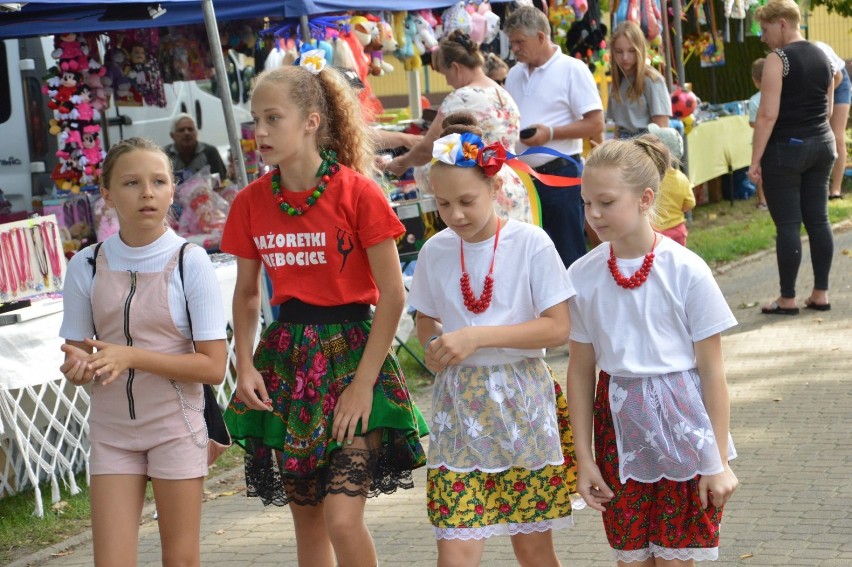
761 301 800 315
828 194 843 200
804 299 831 311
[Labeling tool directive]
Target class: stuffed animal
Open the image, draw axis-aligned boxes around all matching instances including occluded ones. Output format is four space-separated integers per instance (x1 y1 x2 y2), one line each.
479 2 501 44
395 12 421 70
411 13 439 54
564 18 608 74
351 16 378 50
466 4 489 44
51 33 89 66
441 2 472 38
373 20 397 75
392 11 415 62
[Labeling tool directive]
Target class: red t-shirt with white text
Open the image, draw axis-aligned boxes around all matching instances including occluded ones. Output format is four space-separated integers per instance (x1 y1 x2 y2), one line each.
221 165 404 306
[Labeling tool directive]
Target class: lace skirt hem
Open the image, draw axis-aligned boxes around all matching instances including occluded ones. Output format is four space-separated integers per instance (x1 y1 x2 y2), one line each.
242 440 418 507
434 516 574 540
425 458 566 474
613 543 719 562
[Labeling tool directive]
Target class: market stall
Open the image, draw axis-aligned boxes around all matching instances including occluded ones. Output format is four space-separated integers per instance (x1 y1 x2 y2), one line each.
686 114 752 187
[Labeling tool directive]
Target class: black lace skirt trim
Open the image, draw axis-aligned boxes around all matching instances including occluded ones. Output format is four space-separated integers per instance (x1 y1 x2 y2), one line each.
242 432 419 507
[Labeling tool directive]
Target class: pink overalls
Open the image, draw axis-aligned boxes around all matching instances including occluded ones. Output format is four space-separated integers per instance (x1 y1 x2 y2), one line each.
88 245 207 479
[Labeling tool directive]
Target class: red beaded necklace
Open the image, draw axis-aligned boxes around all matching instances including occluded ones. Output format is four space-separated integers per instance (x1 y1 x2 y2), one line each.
0 231 16 297
459 218 502 314
41 221 63 287
608 234 658 290
10 228 33 291
0 233 9 301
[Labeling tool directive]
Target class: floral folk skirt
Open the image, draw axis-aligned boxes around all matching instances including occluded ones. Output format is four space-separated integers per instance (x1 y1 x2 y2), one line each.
427 365 579 540
224 318 429 506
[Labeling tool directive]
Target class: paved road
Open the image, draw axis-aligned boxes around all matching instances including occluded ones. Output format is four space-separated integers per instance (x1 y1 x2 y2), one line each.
14 226 852 566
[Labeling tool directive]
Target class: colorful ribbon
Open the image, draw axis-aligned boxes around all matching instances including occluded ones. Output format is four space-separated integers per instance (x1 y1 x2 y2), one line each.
432 132 581 188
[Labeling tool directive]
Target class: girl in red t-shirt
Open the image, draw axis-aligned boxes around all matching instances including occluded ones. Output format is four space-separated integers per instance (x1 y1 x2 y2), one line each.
220 52 428 567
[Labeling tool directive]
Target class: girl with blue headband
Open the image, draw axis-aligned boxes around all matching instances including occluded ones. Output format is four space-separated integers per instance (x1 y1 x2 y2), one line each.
408 112 579 566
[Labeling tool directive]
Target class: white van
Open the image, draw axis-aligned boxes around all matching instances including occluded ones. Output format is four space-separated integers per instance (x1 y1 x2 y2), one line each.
0 35 252 212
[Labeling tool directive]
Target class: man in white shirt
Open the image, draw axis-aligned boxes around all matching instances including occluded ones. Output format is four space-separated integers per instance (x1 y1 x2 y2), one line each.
504 6 604 267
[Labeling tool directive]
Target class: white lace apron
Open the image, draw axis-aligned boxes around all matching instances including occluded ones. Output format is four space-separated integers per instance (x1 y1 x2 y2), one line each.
608 369 737 484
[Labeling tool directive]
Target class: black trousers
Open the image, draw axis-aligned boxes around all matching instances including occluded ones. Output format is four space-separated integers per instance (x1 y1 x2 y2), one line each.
761 132 836 297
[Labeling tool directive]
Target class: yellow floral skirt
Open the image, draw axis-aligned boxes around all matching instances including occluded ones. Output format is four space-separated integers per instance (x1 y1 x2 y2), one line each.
427 373 578 539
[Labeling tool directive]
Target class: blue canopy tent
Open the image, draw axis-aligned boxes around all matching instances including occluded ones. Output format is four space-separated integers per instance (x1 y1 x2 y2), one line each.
1 0 512 183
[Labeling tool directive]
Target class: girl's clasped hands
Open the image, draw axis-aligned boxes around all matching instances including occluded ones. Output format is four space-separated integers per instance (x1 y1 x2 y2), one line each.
60 339 132 385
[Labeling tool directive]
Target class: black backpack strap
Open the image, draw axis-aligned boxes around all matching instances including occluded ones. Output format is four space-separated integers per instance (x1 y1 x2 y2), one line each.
85 241 105 338
87 241 105 276
178 242 194 345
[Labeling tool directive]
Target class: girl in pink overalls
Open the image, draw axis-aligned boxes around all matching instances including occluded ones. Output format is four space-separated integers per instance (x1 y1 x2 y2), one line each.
59 137 228 567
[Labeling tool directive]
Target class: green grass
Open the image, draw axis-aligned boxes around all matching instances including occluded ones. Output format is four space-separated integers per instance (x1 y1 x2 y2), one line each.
0 475 92 565
687 190 852 266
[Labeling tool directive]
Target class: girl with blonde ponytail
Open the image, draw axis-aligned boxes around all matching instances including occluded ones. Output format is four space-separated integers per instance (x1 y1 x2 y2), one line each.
567 136 739 565
220 55 428 567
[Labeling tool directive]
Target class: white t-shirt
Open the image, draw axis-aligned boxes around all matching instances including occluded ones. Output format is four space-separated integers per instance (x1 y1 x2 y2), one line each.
567 236 736 376
814 41 844 75
408 219 574 366
505 46 603 165
60 229 227 342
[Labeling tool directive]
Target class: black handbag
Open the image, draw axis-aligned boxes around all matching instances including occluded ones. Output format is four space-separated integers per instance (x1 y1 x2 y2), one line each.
203 383 232 456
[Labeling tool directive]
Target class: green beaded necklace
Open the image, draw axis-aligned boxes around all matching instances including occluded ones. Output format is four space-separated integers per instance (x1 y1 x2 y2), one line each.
271 148 340 216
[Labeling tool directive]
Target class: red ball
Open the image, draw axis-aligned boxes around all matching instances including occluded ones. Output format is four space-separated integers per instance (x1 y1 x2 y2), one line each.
671 87 698 118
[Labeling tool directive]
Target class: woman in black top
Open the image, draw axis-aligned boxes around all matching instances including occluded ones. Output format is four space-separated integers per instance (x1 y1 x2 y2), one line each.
748 0 836 315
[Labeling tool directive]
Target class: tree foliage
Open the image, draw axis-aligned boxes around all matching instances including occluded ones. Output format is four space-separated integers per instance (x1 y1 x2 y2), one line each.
810 0 852 18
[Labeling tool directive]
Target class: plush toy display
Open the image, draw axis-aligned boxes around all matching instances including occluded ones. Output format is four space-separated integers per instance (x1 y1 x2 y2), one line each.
43 32 108 193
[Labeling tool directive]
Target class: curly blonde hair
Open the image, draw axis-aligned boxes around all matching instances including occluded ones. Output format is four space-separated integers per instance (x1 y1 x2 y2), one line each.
252 65 375 175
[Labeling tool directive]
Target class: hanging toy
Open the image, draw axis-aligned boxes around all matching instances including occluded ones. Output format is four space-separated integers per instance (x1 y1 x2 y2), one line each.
671 86 698 118
410 12 439 54
479 2 501 45
441 2 472 38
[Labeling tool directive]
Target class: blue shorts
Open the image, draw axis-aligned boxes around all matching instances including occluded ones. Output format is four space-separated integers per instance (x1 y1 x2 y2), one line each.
835 67 851 105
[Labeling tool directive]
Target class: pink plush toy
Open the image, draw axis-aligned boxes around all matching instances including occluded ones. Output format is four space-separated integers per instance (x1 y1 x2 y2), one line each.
466 4 488 44
51 33 89 65
479 2 501 44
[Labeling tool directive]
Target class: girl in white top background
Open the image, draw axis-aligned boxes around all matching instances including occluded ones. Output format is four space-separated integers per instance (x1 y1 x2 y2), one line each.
566 135 739 565
407 113 577 567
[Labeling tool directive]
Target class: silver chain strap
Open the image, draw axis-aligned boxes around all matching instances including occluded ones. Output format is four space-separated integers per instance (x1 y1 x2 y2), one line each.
170 380 209 448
